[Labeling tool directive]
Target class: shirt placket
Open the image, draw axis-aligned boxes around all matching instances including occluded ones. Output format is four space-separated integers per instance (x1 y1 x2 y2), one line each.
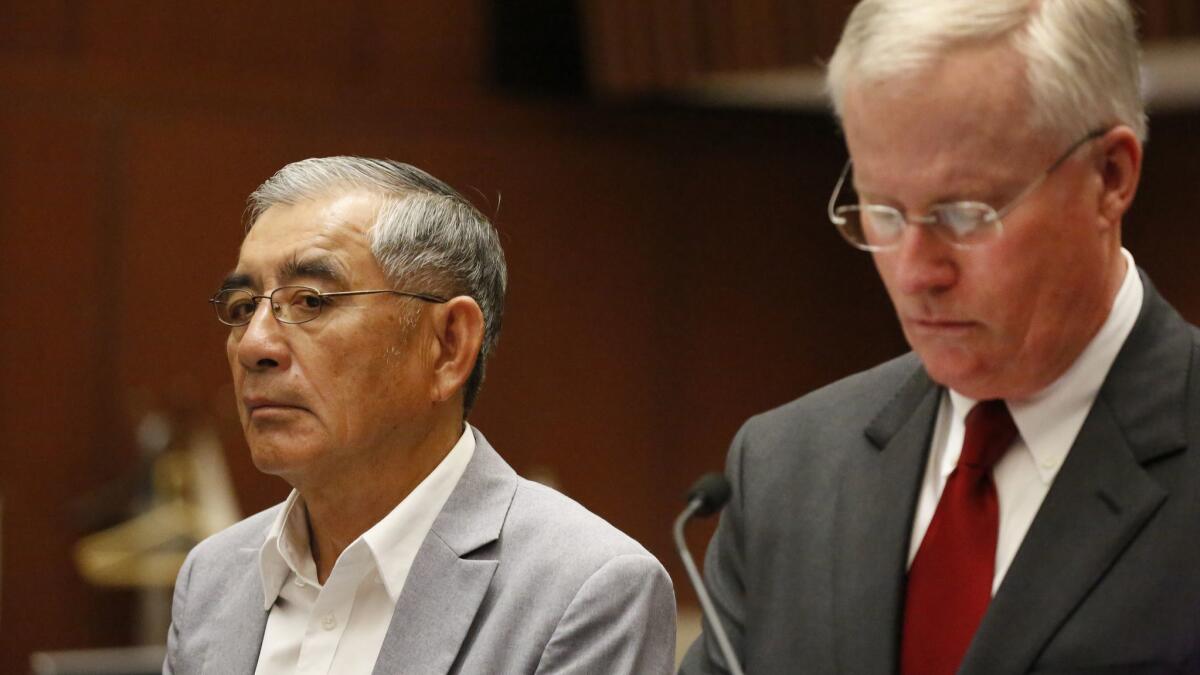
295 545 371 675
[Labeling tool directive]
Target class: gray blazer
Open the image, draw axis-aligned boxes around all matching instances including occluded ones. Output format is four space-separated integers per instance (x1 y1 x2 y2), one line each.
681 272 1200 674
165 429 676 674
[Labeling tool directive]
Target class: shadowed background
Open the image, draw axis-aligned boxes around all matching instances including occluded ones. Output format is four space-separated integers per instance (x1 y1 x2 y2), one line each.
1 1 1197 671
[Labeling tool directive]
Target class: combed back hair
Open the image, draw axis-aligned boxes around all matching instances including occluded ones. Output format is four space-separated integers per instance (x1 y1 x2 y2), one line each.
826 0 1147 144
246 157 507 414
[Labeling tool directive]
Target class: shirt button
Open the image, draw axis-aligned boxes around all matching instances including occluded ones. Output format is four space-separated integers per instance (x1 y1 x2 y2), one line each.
321 614 337 631
293 577 306 587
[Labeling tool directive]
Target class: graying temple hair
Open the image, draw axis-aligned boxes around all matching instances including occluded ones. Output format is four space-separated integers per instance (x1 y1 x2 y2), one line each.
826 0 1147 144
246 157 507 414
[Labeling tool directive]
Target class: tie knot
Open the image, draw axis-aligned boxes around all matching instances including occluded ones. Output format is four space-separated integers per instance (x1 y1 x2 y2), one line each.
960 400 1017 471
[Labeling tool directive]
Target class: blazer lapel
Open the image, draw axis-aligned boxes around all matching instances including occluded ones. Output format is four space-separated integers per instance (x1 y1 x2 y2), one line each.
834 363 941 674
961 274 1190 675
201 546 269 675
371 429 518 675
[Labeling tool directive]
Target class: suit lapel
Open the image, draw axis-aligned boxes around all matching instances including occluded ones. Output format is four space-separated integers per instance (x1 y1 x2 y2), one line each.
372 429 518 675
369 535 499 674
834 363 940 674
961 274 1191 674
201 546 269 675
960 401 1169 674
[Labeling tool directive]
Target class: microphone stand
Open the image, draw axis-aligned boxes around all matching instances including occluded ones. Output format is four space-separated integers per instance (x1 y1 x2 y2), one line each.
674 493 746 675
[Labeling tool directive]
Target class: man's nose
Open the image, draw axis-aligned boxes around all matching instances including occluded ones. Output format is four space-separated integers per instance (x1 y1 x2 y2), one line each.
235 301 292 371
888 223 959 295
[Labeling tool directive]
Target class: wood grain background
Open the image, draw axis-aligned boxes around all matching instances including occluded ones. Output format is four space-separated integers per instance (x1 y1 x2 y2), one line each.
0 2 1196 670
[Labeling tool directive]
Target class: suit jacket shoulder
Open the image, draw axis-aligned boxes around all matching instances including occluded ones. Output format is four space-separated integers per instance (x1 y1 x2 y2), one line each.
184 504 279 566
739 351 926 457
503 474 664 576
380 432 677 674
726 351 933 524
165 503 279 675
683 270 1200 675
166 430 677 675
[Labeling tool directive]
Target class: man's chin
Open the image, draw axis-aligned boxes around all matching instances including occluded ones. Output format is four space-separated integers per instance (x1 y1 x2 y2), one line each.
247 441 324 480
915 349 993 398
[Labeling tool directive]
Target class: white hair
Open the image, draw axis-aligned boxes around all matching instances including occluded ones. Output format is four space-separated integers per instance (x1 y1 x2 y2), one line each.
247 157 507 413
826 0 1147 143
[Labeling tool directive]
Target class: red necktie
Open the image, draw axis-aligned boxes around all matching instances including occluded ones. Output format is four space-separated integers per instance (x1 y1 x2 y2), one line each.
901 399 1018 675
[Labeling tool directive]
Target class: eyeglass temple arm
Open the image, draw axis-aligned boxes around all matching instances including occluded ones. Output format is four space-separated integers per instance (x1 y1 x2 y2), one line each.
318 289 450 304
828 159 853 224
994 127 1109 220
392 291 449 304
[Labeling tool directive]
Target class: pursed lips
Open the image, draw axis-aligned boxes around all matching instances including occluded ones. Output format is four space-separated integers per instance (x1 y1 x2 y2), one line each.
905 316 978 334
243 396 309 415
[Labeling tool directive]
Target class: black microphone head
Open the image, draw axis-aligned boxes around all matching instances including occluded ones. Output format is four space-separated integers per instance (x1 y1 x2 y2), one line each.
687 473 732 517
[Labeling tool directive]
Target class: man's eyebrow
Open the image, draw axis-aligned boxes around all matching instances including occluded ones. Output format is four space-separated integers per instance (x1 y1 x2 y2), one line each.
279 256 347 286
219 272 254 291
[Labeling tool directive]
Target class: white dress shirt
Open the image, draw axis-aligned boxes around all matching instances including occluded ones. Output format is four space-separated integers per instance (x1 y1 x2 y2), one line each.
908 249 1142 593
254 426 476 675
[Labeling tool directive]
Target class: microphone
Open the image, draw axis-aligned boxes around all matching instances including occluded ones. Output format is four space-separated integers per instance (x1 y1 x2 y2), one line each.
687 473 732 517
673 473 745 675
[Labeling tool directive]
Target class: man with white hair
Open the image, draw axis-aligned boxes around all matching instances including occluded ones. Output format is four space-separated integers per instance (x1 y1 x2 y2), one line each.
165 158 676 674
682 1 1200 673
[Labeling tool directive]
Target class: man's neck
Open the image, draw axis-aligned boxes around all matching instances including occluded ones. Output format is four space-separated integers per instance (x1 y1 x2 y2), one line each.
298 417 464 584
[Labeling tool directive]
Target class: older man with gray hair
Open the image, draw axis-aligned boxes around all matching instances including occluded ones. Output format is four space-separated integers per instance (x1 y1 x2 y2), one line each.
165 158 676 674
682 1 1200 673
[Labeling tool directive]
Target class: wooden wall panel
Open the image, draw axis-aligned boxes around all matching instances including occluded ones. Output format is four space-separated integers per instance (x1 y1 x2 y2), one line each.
1122 112 1200 318
0 109 136 672
648 112 907 488
76 3 370 90
0 1 74 56
459 122 681 550
583 0 1200 97
1139 0 1200 39
1 2 1198 671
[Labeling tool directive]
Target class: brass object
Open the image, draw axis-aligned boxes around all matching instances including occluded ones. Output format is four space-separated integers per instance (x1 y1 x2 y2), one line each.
73 417 239 588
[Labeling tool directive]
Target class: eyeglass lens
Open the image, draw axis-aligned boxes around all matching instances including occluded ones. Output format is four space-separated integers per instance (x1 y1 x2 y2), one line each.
837 203 1000 250
213 286 325 326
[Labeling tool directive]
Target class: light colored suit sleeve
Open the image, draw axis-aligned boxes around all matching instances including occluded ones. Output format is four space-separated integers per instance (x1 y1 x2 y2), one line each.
163 548 196 675
535 553 677 675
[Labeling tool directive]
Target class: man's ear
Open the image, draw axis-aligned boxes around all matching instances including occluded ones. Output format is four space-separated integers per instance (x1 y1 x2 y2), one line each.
428 296 485 404
1095 125 1142 231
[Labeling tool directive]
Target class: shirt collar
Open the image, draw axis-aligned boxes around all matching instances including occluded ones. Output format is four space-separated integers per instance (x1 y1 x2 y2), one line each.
361 425 475 600
258 489 314 609
947 248 1142 483
256 425 476 609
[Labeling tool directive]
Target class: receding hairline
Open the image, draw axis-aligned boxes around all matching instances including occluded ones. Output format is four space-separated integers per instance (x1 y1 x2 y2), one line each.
839 38 1044 146
825 0 1147 144
245 183 416 234
844 32 1025 94
828 9 1035 122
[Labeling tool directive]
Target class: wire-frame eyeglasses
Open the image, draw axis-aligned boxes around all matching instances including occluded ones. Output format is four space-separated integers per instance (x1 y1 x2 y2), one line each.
826 127 1109 251
209 285 449 327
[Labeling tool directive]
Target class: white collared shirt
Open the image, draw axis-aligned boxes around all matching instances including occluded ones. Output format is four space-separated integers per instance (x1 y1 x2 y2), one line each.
908 249 1142 593
254 426 476 675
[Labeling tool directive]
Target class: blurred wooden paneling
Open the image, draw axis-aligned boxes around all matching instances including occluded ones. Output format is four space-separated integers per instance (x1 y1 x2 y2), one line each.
1122 112 1200 314
0 108 136 664
582 0 1200 98
1140 0 1200 40
581 0 853 96
0 2 1198 673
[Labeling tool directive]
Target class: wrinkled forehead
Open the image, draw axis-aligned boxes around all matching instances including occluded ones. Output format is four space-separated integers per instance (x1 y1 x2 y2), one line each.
846 42 1032 141
840 43 1047 189
228 191 385 290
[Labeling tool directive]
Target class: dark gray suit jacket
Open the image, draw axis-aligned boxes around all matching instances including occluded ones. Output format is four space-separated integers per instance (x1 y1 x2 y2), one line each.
681 274 1200 674
165 428 676 674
